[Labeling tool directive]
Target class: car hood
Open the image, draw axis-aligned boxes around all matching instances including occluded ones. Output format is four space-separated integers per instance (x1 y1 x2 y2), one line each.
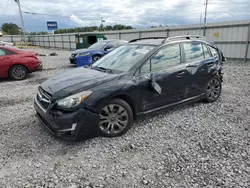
41 67 118 99
72 48 102 55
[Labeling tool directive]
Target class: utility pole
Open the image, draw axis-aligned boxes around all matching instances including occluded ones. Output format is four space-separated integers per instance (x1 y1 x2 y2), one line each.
204 0 208 24
15 0 26 42
200 14 203 35
100 18 105 31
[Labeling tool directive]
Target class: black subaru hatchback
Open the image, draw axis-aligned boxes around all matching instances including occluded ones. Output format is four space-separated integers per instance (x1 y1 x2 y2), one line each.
34 35 225 141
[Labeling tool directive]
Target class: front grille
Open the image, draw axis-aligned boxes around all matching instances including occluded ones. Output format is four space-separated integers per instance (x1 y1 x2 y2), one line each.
37 113 56 133
39 87 52 98
37 87 51 111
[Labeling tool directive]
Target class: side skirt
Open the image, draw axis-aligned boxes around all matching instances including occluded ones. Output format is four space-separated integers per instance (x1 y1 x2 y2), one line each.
138 94 205 115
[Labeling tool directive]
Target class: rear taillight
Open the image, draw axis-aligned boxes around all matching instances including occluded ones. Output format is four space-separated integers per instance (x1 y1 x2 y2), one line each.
34 55 39 59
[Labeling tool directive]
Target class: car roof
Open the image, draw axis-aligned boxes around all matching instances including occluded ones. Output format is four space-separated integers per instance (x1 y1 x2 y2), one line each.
128 35 210 46
104 39 127 42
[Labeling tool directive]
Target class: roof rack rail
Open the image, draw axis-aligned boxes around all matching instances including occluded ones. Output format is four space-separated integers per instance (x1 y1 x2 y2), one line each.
163 35 207 43
129 37 167 43
129 35 208 44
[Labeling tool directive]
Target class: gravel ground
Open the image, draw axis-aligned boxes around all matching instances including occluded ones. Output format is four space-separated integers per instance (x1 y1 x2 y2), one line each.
0 48 250 188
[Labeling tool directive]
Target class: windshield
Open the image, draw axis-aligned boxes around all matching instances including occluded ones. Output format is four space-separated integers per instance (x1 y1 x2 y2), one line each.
92 44 155 72
88 41 109 50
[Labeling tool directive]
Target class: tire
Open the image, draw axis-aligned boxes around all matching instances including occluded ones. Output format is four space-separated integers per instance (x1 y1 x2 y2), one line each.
9 65 28 80
92 55 101 63
204 75 222 103
98 98 133 137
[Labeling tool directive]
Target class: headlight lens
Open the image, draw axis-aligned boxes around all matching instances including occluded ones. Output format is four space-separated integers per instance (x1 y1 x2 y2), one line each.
57 91 92 108
77 52 90 57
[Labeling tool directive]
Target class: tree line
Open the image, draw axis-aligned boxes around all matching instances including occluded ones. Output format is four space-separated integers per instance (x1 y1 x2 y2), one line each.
1 23 134 35
45 24 133 34
1 23 21 35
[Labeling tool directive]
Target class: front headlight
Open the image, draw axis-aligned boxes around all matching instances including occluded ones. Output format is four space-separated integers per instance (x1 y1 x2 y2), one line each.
57 91 92 109
77 52 90 57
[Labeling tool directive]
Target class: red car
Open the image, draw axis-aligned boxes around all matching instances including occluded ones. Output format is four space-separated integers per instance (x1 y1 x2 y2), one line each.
0 46 42 80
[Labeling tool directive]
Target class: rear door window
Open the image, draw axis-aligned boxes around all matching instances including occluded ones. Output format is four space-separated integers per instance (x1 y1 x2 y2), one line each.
183 42 204 62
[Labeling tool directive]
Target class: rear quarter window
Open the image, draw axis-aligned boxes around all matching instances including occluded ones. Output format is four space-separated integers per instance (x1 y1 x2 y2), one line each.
6 49 16 55
202 44 212 59
208 46 219 57
0 49 6 56
0 48 16 55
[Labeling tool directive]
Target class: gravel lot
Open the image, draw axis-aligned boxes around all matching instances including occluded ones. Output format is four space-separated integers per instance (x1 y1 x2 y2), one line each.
0 48 250 188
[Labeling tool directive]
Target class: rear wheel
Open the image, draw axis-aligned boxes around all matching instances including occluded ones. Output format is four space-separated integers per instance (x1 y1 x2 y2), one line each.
9 65 28 80
204 76 222 103
98 99 133 137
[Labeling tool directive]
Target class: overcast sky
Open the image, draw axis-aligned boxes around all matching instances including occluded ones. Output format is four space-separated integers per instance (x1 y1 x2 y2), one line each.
0 0 249 32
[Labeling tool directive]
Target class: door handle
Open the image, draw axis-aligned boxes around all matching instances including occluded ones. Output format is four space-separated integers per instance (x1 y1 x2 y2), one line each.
177 71 185 77
207 62 214 67
186 64 198 68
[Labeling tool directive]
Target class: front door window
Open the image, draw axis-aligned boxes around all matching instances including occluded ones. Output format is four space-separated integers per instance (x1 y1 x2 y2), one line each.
140 44 181 74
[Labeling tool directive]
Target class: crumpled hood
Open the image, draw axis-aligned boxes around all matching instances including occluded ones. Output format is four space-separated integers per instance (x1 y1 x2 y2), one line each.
41 67 118 99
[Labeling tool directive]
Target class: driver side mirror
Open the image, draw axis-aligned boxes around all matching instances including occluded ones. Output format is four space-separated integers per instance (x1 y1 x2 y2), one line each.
144 73 153 81
144 73 162 94
104 44 114 51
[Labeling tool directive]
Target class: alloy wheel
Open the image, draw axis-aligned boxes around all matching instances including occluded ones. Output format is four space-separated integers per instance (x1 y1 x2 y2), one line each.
207 78 221 101
12 67 26 79
99 104 129 134
93 56 100 62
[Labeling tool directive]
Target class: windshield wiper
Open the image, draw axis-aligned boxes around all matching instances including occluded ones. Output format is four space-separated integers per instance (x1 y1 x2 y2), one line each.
92 66 112 73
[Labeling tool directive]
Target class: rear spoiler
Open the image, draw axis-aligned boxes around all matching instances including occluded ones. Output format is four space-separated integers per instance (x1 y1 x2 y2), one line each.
220 50 226 62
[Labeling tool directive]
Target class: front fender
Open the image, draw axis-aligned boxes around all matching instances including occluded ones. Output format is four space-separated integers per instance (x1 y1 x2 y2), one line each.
92 51 105 57
82 78 141 112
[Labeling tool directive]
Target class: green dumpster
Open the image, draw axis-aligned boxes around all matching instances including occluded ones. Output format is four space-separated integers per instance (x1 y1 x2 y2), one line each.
75 33 107 49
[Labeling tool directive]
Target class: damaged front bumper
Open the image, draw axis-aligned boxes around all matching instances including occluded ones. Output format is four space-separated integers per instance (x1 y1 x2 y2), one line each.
34 96 100 141
69 56 76 64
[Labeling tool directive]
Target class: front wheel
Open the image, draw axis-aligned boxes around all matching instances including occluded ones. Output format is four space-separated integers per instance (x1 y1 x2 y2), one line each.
92 55 100 63
98 99 133 137
204 76 222 103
